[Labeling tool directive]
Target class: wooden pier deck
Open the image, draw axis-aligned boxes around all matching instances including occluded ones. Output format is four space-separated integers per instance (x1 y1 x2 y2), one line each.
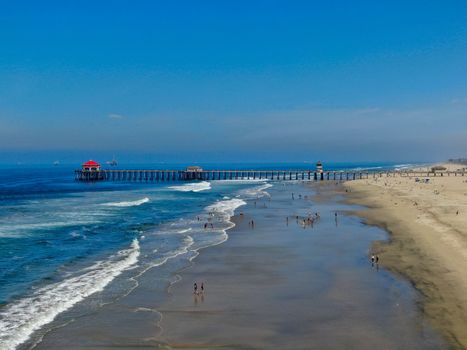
75 169 465 182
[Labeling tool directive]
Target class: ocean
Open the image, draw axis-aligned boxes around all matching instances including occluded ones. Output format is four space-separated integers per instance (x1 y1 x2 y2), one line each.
0 162 417 349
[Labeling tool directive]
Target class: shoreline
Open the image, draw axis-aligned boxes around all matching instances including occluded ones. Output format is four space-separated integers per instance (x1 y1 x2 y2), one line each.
153 181 446 349
344 163 467 349
25 193 249 350
21 178 450 349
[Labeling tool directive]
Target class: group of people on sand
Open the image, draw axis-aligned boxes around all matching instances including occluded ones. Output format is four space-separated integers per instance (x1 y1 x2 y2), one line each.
291 192 309 200
302 212 320 227
193 282 205 295
370 254 380 266
285 212 320 228
201 211 223 229
203 222 214 229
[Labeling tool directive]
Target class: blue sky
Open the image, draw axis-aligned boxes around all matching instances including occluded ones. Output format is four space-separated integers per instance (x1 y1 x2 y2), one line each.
0 1 466 163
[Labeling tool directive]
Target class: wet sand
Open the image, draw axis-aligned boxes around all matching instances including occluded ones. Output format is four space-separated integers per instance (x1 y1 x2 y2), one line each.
345 163 467 349
28 181 447 350
155 182 446 349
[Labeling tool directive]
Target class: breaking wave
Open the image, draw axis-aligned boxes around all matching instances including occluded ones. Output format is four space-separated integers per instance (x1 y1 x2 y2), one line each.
206 198 247 220
0 239 140 350
104 197 150 207
169 181 211 192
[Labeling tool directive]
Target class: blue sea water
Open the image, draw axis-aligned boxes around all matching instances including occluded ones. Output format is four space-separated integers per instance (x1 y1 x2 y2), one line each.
0 162 416 349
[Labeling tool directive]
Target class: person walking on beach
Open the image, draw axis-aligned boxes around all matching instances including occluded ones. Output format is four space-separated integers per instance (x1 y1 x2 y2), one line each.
375 255 379 264
371 255 375 265
194 282 198 294
201 282 204 293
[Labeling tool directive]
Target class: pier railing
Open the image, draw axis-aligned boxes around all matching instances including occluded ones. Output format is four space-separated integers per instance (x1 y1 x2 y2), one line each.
74 169 465 182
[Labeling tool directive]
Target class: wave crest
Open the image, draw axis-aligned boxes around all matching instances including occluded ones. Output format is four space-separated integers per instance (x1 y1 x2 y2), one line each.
104 197 150 207
169 181 211 192
0 239 140 350
206 198 246 219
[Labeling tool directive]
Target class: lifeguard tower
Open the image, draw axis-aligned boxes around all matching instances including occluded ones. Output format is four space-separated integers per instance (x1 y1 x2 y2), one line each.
316 161 323 174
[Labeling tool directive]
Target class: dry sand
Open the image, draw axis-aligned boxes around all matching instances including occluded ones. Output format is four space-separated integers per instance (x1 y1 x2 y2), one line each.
345 163 467 349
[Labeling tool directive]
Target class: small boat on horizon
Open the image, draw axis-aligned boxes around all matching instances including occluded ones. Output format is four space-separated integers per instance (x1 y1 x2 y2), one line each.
106 156 118 166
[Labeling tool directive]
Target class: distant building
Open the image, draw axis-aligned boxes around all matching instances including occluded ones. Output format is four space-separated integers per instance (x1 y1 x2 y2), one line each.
316 161 323 173
82 160 101 172
431 165 447 172
186 166 203 172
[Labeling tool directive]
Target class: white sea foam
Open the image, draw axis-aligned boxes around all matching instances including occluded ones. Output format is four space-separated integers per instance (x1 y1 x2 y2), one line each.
240 183 273 199
133 235 195 279
350 166 384 171
0 239 140 350
393 163 416 170
169 181 211 192
176 228 192 234
206 198 247 220
214 179 269 184
104 197 150 207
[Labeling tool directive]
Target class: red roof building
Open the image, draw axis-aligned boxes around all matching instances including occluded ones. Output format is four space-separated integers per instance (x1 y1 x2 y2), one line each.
82 160 101 171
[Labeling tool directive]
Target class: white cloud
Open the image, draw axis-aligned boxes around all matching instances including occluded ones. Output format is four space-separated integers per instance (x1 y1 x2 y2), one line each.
108 113 125 120
450 98 467 104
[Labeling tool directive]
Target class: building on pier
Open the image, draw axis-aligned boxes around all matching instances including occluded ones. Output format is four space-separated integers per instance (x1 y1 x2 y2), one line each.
186 166 203 172
82 160 101 172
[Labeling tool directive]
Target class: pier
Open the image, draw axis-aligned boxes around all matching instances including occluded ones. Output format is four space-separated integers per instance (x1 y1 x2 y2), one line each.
74 168 465 183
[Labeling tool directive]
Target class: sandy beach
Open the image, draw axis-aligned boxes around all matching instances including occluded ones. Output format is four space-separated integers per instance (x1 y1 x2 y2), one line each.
154 182 445 350
345 163 467 349
26 180 448 350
